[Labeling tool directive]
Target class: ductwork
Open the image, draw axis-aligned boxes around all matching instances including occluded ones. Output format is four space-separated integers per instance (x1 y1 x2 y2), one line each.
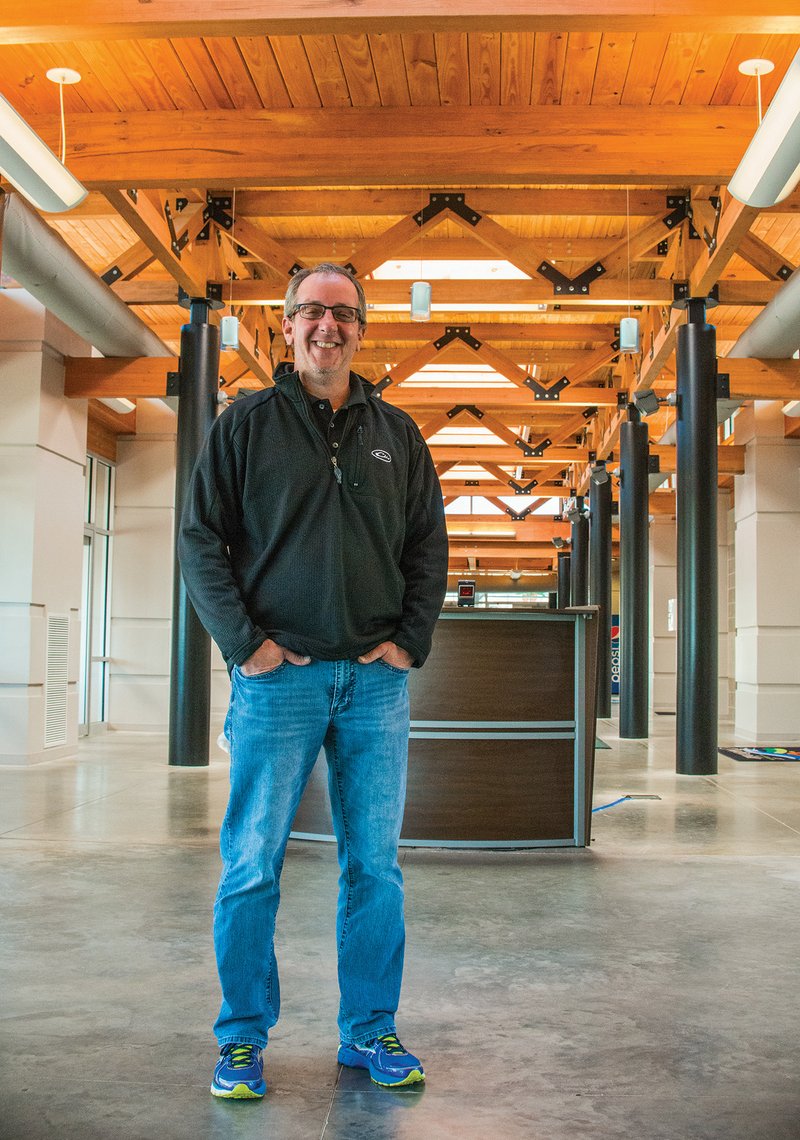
0 188 171 359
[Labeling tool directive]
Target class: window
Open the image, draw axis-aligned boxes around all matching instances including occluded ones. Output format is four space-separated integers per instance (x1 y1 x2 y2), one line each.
79 456 114 733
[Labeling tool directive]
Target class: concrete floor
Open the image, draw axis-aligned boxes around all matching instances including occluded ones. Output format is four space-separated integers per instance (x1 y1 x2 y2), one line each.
2 715 800 1140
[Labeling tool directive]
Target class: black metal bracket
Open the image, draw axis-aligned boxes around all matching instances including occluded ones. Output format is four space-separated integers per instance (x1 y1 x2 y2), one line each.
175 196 189 213
126 188 138 204
447 404 484 420
524 374 570 401
648 454 661 474
505 505 533 521
517 436 551 458
434 326 483 352
177 283 225 311
508 477 539 495
582 405 599 420
617 391 628 407
537 259 605 297
663 193 690 230
101 265 123 285
166 370 181 397
673 281 689 306
716 372 731 400
164 199 189 257
413 192 482 228
204 192 235 232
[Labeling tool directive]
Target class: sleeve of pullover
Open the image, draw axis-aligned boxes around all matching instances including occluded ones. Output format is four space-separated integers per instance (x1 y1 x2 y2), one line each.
177 412 266 668
392 435 449 667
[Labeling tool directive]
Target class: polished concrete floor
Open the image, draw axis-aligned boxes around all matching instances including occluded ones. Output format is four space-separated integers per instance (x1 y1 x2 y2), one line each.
2 715 800 1140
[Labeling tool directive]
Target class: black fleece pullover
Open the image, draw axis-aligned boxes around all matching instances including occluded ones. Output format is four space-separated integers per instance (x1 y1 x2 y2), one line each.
177 370 448 669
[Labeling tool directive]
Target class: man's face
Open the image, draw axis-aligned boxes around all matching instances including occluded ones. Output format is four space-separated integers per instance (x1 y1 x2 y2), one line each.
282 273 365 383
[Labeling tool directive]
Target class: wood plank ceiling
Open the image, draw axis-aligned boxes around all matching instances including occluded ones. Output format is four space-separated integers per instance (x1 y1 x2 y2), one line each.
3 4 800 585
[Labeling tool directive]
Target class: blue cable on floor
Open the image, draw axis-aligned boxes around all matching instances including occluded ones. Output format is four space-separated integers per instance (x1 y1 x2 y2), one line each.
592 796 630 813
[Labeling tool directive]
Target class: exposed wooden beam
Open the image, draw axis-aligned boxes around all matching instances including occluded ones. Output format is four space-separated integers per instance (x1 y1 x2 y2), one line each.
432 446 590 464
384 386 620 411
7 3 799 44
43 108 759 188
690 195 760 297
115 276 775 307
723 358 800 401
64 356 177 399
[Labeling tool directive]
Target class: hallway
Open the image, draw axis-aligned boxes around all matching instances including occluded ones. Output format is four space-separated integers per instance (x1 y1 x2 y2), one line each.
2 718 799 1139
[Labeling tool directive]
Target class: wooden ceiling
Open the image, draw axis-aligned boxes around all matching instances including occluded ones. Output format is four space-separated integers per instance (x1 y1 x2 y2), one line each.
3 3 800 583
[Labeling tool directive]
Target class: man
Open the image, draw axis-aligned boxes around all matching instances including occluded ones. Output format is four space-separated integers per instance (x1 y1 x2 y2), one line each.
178 264 448 1100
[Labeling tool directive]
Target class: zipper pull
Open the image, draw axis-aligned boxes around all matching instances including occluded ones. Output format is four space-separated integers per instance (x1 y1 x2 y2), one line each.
332 456 342 484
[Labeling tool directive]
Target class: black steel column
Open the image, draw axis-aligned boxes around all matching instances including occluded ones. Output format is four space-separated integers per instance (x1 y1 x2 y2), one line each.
619 405 650 738
570 496 589 605
169 300 220 766
589 464 613 718
557 552 571 608
676 298 718 775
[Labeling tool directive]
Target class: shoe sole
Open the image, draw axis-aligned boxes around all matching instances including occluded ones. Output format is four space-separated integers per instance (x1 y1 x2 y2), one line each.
370 1069 425 1088
210 1081 265 1099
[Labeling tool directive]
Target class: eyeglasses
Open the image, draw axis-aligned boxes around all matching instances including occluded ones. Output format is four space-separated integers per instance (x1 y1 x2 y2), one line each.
288 302 362 324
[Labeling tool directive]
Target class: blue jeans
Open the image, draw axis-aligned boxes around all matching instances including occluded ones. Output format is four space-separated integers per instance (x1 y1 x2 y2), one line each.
213 658 410 1049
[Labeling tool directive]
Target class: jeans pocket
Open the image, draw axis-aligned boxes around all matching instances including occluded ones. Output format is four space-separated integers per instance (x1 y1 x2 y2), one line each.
374 659 411 676
235 660 289 681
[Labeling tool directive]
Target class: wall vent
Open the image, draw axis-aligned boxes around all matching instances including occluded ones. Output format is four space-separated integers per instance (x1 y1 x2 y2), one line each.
45 614 69 747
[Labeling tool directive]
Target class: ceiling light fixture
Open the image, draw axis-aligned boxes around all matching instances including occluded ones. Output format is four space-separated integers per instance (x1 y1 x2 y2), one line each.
0 72 87 213
729 51 800 208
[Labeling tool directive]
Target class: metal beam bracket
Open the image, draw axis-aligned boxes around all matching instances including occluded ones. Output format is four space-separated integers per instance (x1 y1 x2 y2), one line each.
663 193 690 230
164 199 189 257
101 265 123 285
413 192 482 228
716 371 730 399
524 374 570 400
508 477 539 495
434 326 483 351
582 405 599 420
517 436 552 458
166 370 181 397
648 454 661 474
447 404 484 420
537 259 605 296
204 193 235 232
505 505 533 521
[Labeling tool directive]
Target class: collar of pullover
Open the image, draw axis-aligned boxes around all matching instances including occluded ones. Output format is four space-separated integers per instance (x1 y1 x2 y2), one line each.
273 368 372 410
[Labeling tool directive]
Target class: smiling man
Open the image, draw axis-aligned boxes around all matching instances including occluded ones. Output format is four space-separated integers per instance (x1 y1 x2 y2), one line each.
178 264 448 1100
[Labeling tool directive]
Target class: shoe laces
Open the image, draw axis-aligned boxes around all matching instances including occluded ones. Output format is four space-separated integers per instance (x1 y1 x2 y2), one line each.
221 1043 259 1069
376 1033 406 1056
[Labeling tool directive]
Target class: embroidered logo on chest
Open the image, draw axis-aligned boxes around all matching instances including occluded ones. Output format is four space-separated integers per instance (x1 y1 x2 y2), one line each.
371 449 392 463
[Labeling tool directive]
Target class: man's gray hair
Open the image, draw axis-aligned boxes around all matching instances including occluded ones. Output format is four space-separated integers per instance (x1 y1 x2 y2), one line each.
284 263 367 327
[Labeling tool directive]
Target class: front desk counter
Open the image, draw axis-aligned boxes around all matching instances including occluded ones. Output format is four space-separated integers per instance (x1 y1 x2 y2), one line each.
291 607 600 849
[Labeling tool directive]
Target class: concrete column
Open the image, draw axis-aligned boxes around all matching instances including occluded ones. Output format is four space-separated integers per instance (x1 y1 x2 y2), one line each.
108 399 230 732
109 399 176 730
0 292 89 764
718 490 735 724
649 515 677 714
734 401 800 743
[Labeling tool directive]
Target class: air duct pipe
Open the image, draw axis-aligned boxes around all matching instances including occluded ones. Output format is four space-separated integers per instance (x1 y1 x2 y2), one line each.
0 189 171 359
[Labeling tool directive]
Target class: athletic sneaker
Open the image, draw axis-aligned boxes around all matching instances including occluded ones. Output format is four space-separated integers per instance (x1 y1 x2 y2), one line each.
337 1033 425 1087
210 1043 266 1099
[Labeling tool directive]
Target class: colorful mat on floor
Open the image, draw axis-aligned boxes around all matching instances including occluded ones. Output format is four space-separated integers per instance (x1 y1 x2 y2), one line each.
719 746 800 762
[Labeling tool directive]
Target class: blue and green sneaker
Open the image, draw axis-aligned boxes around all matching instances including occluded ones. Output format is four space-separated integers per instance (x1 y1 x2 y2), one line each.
337 1033 425 1087
210 1043 266 1099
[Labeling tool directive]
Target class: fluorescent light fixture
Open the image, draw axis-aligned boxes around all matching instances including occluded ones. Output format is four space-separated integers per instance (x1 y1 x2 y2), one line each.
98 397 136 415
728 48 800 207
0 91 87 213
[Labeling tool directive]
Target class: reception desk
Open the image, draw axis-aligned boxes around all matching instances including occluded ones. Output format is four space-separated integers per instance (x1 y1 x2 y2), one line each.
291 607 600 849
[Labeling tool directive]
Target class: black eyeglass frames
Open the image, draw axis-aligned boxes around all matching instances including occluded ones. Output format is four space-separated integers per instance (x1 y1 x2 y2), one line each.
288 302 362 324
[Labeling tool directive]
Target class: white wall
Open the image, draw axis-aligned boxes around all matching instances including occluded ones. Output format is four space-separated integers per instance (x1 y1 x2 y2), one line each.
0 294 89 764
